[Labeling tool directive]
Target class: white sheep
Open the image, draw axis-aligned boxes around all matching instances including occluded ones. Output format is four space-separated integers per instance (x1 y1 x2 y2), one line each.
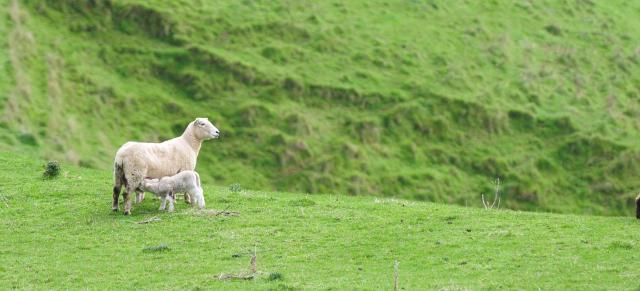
112 117 219 215
140 170 205 211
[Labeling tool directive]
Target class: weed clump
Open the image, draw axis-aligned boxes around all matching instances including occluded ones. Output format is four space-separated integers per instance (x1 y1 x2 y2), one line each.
43 161 60 179
142 244 170 253
229 183 242 193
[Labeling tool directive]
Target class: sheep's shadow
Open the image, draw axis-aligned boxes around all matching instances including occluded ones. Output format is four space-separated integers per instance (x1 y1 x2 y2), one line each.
109 195 192 216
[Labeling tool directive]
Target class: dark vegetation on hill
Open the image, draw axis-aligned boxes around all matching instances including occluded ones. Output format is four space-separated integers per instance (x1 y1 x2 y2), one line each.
1 0 640 215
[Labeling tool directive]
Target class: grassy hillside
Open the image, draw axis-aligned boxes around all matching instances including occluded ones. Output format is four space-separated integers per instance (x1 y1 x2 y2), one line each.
1 0 640 215
1 153 640 289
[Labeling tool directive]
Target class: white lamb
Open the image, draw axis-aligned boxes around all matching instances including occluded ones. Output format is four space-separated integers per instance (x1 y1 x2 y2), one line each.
140 170 205 212
112 117 219 215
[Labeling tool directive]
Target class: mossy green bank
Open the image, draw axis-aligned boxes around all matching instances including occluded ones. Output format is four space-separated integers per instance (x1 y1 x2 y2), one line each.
1 0 640 215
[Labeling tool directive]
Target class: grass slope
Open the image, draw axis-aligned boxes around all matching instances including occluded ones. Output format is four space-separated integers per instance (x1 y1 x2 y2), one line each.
1 153 640 289
1 0 640 215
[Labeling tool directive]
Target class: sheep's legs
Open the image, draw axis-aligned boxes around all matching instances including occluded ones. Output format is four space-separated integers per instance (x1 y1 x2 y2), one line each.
112 163 125 212
122 192 131 215
112 185 121 211
123 174 144 215
123 185 135 215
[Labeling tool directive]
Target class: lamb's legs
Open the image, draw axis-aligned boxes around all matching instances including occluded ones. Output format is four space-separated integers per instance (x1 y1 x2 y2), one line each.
167 192 175 212
135 190 145 204
193 188 205 209
159 195 167 211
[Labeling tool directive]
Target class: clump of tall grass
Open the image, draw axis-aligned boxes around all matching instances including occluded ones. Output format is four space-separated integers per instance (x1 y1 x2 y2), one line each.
142 244 170 253
229 183 242 193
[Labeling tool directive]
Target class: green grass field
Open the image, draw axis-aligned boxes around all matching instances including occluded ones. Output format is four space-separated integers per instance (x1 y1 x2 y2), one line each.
2 1 640 288
2 153 639 289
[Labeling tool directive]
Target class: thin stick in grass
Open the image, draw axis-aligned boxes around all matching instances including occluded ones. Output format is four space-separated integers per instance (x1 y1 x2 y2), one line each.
393 260 399 291
0 195 9 208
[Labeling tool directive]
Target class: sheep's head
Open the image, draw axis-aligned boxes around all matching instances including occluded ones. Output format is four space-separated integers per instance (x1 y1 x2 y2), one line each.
191 117 220 140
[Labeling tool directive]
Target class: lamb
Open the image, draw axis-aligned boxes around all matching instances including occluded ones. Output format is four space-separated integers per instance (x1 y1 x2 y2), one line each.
140 170 205 211
112 117 219 215
141 183 176 212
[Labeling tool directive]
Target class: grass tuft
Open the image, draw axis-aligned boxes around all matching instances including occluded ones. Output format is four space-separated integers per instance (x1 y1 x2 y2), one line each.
608 241 633 250
268 272 283 281
142 244 171 253
288 198 316 207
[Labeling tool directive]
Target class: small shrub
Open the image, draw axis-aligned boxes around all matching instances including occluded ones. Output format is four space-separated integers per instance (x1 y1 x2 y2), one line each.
229 183 242 193
268 272 283 281
544 24 562 36
43 161 61 179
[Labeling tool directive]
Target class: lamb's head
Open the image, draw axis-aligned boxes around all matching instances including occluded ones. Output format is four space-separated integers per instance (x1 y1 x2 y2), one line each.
191 117 220 140
141 178 160 192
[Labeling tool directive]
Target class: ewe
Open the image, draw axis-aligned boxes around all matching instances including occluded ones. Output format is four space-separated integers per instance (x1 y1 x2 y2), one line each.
140 170 205 212
112 117 219 215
